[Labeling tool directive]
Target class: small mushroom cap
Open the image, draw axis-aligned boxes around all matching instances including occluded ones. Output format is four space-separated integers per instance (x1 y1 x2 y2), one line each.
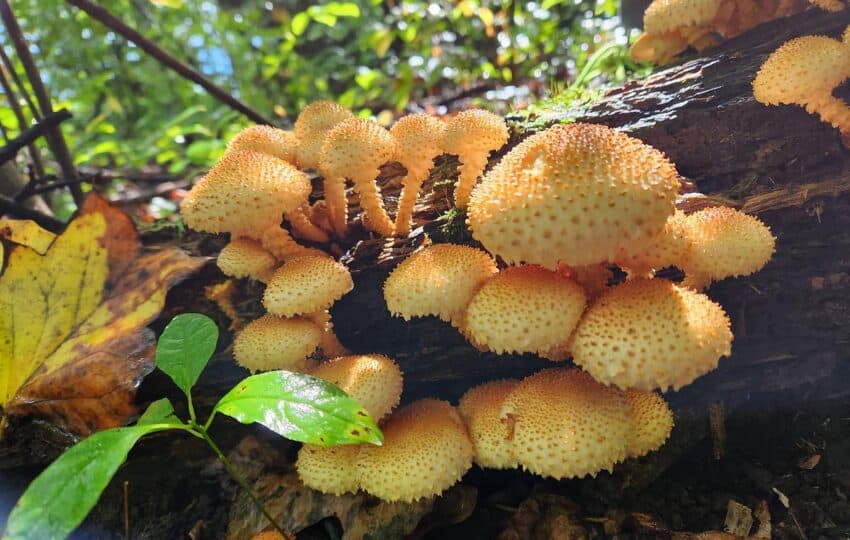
310 354 403 421
463 265 587 356
319 118 398 178
681 206 775 284
467 123 680 268
616 210 691 276
458 379 519 469
296 443 360 495
180 150 311 235
233 315 321 372
357 399 474 502
500 368 633 479
217 238 277 280
642 0 723 35
390 114 445 166
571 279 733 391
383 243 498 323
263 254 353 317
442 109 509 157
294 100 354 169
227 125 299 164
624 389 674 458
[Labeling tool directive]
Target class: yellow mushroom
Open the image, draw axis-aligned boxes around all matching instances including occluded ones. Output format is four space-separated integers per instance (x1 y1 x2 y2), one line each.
286 202 330 244
624 389 675 458
458 379 519 469
233 315 321 373
616 210 691 278
226 125 299 165
262 254 353 317
296 444 361 496
216 238 277 282
310 354 403 422
293 100 354 170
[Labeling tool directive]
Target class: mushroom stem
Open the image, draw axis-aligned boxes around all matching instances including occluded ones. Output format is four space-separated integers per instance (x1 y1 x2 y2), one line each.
323 175 349 237
394 162 431 236
453 152 491 209
258 225 313 260
205 280 242 330
352 172 395 236
287 203 330 243
306 310 350 357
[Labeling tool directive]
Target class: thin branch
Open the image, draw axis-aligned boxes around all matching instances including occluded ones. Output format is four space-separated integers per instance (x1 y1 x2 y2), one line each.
0 45 41 119
65 0 274 126
0 0 82 205
0 193 64 232
0 66 47 178
0 109 72 166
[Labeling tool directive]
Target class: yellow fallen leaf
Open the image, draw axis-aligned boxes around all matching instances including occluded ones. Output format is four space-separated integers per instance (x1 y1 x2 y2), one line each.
0 195 203 436
0 218 56 254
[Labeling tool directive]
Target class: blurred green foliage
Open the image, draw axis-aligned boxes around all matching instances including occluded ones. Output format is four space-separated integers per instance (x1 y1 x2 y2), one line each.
1 0 636 177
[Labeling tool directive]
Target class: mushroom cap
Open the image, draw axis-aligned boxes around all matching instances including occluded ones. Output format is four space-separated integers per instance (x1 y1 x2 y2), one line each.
442 109 509 157
216 237 277 280
463 265 587 356
616 210 691 276
227 125 299 165
467 123 680 268
569 264 613 300
753 33 850 106
642 0 723 35
571 279 733 391
263 254 353 317
233 315 321 372
296 443 360 495
623 389 674 458
458 379 519 469
500 368 633 479
390 114 445 166
681 206 775 283
310 354 403 421
357 399 474 502
383 243 498 323
319 118 398 179
180 150 311 235
294 100 354 169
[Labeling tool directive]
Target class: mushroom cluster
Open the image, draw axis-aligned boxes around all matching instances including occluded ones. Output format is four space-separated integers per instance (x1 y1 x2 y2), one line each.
629 0 843 65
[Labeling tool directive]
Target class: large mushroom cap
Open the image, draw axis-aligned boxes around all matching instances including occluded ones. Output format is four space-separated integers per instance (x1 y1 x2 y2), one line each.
357 399 474 502
458 379 519 469
294 100 354 169
467 123 680 268
681 206 775 285
571 279 733 391
500 368 633 479
320 118 398 178
180 150 311 235
227 125 299 165
216 238 277 281
642 0 723 35
463 265 587 356
233 315 321 372
616 210 691 277
296 443 360 495
383 243 498 323
262 254 353 317
624 389 674 458
390 114 445 166
310 354 403 422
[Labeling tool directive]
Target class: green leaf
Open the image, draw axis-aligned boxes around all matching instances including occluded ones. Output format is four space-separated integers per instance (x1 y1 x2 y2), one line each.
2 425 170 540
137 398 180 426
155 313 218 396
212 371 383 447
323 2 361 17
291 12 310 36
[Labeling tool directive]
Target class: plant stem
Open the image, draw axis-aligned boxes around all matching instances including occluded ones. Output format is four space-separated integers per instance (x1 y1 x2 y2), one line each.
198 429 287 537
186 392 197 425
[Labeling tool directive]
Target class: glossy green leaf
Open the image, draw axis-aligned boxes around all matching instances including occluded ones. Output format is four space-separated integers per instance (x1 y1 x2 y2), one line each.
155 313 218 396
2 424 171 540
137 398 180 426
212 371 383 447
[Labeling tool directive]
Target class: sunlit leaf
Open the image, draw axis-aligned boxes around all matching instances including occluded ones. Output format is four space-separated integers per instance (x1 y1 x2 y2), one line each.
0 219 56 254
291 12 310 35
323 2 361 17
136 397 179 426
155 313 218 396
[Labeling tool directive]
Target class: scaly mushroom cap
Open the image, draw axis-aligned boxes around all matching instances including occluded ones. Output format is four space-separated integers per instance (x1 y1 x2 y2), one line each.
180 150 311 235
616 210 691 277
233 315 321 372
310 354 403 422
383 243 498 323
642 0 723 35
458 379 519 469
624 389 674 458
296 444 360 495
501 368 633 479
442 109 509 209
294 100 354 169
263 254 353 317
357 399 474 502
463 265 587 356
227 125 299 165
571 279 733 391
681 206 775 286
216 238 277 280
467 123 680 268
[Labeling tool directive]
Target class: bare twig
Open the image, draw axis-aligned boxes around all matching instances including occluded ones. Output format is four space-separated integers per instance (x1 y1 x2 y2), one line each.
0 46 41 119
0 0 82 204
65 0 274 126
0 193 64 231
0 65 46 179
0 109 71 165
